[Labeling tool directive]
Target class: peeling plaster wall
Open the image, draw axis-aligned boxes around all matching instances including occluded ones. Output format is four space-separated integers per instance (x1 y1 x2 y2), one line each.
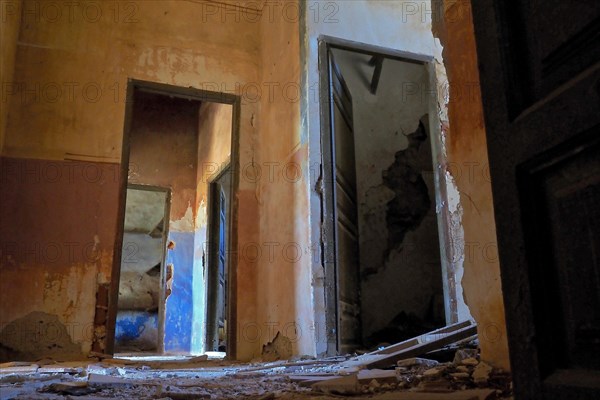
257 1 313 358
0 157 119 361
332 49 444 342
0 0 21 153
302 0 450 356
194 102 232 353
432 0 510 370
1 0 260 360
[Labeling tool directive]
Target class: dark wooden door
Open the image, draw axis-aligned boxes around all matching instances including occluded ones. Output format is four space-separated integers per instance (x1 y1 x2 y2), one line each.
207 182 227 352
471 2 600 399
217 188 227 338
329 52 362 354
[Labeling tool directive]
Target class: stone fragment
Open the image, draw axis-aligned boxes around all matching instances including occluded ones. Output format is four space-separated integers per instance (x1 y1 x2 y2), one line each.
453 348 479 364
472 361 493 384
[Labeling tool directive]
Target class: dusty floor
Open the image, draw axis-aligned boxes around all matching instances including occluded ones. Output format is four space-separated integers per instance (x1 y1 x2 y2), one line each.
0 351 512 400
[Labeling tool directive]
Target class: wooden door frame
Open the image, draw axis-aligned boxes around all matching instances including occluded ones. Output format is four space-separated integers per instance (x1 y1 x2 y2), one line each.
318 36 458 355
205 163 231 352
107 79 241 358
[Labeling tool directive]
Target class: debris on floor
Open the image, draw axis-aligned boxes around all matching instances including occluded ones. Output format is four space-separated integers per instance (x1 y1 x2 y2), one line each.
0 321 511 399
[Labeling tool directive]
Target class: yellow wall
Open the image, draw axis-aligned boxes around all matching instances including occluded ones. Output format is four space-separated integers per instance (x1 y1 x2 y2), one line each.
255 0 313 357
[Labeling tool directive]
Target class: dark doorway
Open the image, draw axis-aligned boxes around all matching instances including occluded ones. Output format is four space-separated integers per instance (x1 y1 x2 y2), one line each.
319 38 451 354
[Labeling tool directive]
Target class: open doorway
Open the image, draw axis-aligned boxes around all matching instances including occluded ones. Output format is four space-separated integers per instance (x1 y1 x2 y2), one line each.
320 39 454 354
115 186 170 353
109 80 239 357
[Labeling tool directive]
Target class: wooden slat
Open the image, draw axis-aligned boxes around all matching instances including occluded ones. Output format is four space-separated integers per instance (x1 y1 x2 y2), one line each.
371 320 473 355
363 324 478 369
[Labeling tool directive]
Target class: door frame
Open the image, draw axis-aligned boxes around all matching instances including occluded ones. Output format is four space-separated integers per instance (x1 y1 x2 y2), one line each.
205 163 231 352
107 79 242 358
317 35 457 355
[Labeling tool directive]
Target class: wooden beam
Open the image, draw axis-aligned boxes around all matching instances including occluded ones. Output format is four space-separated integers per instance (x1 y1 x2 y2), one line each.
363 323 477 369
370 56 384 94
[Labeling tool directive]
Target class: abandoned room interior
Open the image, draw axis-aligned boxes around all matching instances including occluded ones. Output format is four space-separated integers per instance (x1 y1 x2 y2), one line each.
0 0 598 399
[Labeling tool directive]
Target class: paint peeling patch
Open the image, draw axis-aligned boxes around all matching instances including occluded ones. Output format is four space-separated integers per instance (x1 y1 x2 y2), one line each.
0 312 82 362
170 205 195 232
383 120 431 260
445 171 462 214
261 332 293 362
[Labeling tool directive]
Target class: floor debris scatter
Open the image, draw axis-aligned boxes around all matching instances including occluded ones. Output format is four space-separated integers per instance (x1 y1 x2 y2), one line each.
0 322 511 399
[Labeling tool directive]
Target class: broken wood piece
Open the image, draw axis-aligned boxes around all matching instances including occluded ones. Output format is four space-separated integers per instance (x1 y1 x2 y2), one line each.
358 321 477 369
0 364 39 374
372 320 473 356
38 366 83 374
370 56 384 94
292 368 399 387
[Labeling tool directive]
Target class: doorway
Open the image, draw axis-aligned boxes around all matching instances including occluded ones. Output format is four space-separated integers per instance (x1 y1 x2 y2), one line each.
108 80 240 357
115 186 170 354
319 38 455 354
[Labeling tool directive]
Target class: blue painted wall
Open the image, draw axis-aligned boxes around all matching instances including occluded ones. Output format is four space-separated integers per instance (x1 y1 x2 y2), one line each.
164 231 196 353
115 311 158 350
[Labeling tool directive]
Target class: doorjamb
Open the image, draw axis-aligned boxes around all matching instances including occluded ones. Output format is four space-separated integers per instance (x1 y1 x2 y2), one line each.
317 36 457 356
108 79 241 358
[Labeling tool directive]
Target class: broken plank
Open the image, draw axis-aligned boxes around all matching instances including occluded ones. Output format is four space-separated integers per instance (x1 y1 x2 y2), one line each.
371 320 474 356
292 368 399 387
363 323 478 369
0 364 39 374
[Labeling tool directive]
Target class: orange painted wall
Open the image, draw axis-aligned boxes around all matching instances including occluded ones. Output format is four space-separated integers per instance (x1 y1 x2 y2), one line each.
433 0 510 370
